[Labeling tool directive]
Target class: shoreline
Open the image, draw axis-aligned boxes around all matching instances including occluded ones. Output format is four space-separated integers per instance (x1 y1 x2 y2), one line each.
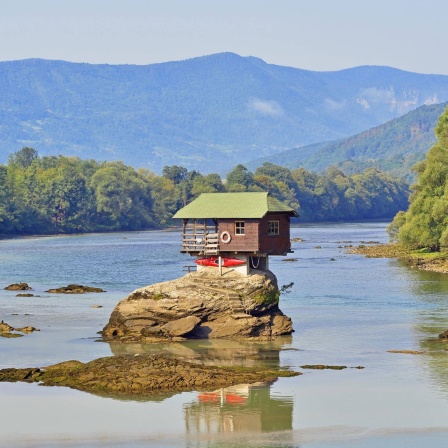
349 243 448 275
0 220 392 241
0 226 181 241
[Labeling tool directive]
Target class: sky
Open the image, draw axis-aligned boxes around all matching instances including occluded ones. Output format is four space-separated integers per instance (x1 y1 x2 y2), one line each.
1 0 448 75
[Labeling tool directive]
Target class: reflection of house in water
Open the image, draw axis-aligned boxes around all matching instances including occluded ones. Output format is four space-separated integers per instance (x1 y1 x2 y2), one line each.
184 380 293 434
108 338 295 436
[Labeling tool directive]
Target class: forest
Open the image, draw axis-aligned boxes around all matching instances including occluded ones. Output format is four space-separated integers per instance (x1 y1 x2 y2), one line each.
0 147 410 236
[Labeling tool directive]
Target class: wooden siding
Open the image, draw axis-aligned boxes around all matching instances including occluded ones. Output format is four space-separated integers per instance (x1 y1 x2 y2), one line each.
218 218 259 253
258 213 292 255
180 213 293 256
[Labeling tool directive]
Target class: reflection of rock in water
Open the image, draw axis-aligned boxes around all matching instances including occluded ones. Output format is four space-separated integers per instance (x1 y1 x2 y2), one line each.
107 335 293 369
184 381 293 435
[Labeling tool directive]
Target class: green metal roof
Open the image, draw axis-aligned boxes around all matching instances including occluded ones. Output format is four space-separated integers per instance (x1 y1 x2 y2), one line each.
173 192 298 219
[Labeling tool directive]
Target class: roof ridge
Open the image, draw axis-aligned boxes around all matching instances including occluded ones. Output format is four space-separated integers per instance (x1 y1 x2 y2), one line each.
173 191 297 219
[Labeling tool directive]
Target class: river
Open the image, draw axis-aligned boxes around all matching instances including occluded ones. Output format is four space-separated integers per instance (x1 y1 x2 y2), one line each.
1 222 448 447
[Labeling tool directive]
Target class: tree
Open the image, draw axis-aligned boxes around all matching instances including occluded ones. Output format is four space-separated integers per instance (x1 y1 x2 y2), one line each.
255 162 293 185
8 147 38 169
226 164 253 190
90 162 154 230
0 165 15 233
143 170 179 226
191 173 225 196
391 106 448 250
162 165 188 184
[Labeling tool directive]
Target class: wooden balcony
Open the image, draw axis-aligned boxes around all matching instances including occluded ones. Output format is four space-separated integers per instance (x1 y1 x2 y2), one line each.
181 232 219 255
180 218 220 255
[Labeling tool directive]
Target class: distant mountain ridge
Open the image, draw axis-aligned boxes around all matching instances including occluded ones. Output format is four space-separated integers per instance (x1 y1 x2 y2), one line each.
1 53 448 173
248 102 448 181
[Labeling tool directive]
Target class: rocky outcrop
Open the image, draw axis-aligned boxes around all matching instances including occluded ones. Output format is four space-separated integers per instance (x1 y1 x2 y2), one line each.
103 269 293 342
46 284 105 294
4 283 32 291
0 354 299 398
0 320 39 338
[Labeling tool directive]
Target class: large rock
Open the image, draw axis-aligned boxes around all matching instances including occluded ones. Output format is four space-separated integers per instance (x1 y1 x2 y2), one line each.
103 269 293 342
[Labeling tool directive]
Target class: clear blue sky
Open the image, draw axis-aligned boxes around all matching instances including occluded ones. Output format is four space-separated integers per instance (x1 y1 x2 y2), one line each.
2 0 448 74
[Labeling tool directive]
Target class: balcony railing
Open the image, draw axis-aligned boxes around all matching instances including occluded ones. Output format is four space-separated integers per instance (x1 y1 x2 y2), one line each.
181 232 219 255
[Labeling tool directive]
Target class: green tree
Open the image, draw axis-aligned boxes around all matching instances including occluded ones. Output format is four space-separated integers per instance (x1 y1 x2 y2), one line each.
392 106 448 250
90 162 154 230
162 165 202 206
143 170 179 226
0 165 15 233
162 165 188 184
191 173 225 196
226 164 254 190
8 147 38 169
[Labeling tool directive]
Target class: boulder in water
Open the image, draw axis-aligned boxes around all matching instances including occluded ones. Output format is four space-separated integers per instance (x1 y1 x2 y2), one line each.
103 269 293 342
4 283 32 291
46 284 105 294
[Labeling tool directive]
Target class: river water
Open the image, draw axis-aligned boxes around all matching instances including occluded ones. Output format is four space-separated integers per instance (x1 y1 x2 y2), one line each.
1 223 448 447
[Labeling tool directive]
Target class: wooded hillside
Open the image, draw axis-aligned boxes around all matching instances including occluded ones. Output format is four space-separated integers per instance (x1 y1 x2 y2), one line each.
2 54 448 174
249 102 447 182
0 148 409 236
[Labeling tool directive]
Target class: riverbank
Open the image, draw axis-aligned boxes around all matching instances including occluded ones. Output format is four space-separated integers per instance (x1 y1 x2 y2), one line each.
349 243 448 274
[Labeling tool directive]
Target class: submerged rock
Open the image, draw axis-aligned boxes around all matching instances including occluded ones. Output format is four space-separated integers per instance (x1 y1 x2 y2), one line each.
46 284 105 294
103 269 293 342
4 283 32 291
300 365 347 370
0 354 300 398
387 350 425 355
0 320 39 337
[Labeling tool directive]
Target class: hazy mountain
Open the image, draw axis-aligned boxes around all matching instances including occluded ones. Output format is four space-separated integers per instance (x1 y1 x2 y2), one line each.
248 102 447 181
1 53 448 173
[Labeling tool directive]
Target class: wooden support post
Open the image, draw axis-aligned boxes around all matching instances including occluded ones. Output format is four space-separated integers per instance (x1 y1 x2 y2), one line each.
219 255 222 276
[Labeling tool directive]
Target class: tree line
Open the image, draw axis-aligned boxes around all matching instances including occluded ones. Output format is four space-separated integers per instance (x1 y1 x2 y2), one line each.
0 147 410 236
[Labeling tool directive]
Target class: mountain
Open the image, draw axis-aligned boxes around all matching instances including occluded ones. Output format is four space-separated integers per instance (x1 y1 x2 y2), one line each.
2 53 448 173
248 102 447 181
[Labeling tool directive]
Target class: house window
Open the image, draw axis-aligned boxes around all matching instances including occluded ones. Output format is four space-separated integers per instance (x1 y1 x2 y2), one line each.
235 221 245 235
268 220 279 235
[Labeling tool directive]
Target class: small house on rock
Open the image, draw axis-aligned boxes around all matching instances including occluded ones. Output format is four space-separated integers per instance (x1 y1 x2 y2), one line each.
173 192 298 275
